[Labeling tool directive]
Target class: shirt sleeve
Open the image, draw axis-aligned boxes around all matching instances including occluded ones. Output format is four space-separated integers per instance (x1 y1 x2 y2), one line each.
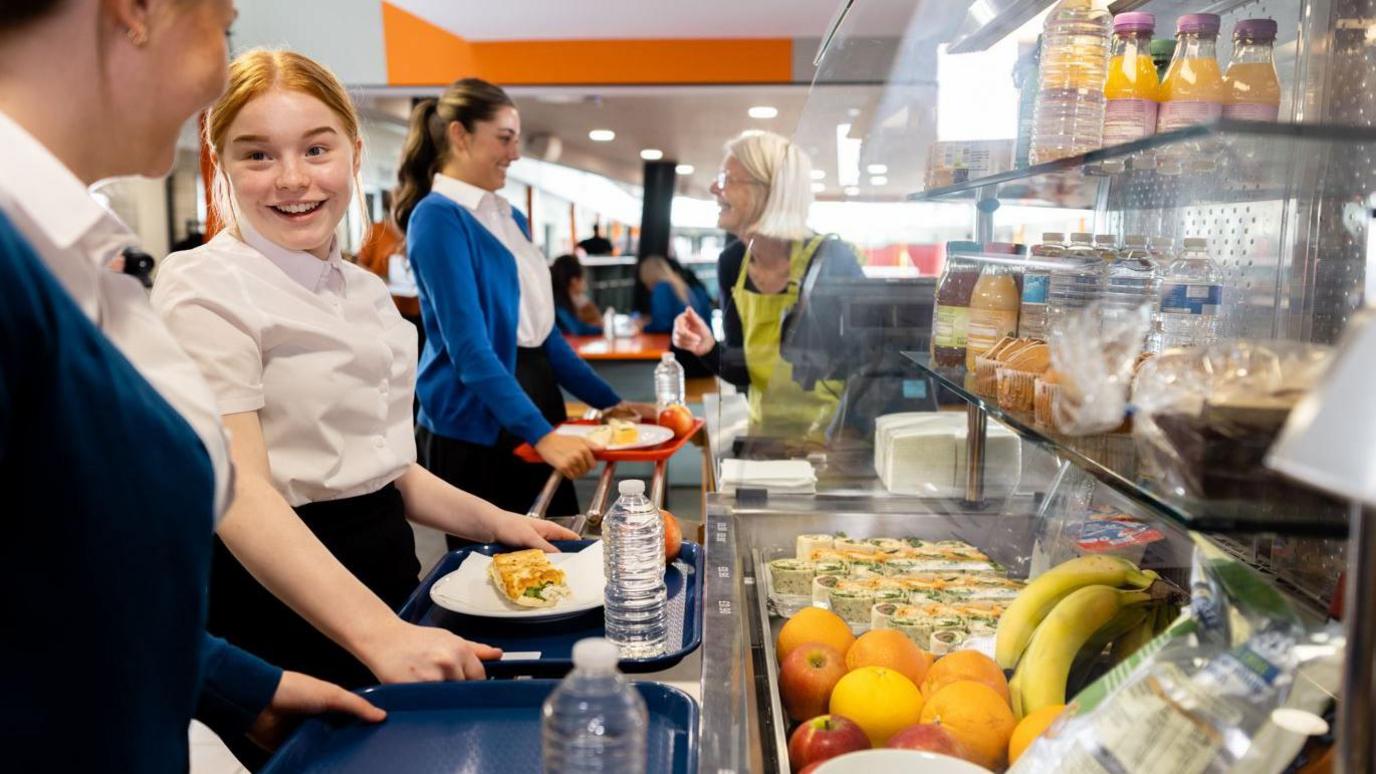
645 283 679 334
408 203 553 445
151 263 266 415
543 331 621 410
700 241 751 389
194 634 283 739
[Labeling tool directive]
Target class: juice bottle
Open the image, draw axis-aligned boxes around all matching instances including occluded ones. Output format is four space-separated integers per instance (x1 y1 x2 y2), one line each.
931 242 982 368
1157 14 1225 133
1103 12 1160 147
1223 18 1281 121
965 263 1022 369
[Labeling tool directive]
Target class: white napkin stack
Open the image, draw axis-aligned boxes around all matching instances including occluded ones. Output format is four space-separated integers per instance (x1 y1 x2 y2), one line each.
719 459 818 495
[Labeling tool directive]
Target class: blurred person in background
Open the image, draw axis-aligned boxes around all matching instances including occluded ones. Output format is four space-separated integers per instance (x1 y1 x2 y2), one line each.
639 254 711 334
576 221 614 255
550 253 603 335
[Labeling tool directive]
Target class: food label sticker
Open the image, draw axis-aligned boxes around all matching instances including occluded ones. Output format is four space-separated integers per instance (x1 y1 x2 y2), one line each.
1021 274 1050 304
1159 282 1222 315
500 651 542 660
1223 103 1279 122
1157 100 1223 132
1104 98 1159 145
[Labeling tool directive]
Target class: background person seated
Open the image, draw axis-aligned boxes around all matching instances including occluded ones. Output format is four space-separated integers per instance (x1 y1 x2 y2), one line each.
550 253 603 335
639 255 711 334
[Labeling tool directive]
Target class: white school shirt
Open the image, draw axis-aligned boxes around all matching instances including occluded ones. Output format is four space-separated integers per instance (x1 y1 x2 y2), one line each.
0 109 233 518
430 173 555 346
151 221 418 507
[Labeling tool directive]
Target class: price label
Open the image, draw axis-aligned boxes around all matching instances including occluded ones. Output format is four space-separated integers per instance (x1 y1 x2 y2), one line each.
717 566 730 579
717 600 733 615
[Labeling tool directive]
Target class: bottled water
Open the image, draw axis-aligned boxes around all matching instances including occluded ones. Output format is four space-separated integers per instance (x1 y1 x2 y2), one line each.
602 480 667 658
1029 0 1112 165
1093 234 1120 261
1103 234 1160 313
1017 232 1065 339
1158 237 1223 349
1046 233 1104 332
541 638 648 774
653 352 685 412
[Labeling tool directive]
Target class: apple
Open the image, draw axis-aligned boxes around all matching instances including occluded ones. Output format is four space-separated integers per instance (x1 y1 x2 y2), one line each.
658 404 695 438
779 643 847 722
788 714 870 772
662 509 683 563
885 722 968 759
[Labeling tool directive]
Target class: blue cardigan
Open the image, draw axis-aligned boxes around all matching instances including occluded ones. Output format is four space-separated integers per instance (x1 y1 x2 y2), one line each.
645 282 713 334
407 193 620 446
0 213 280 772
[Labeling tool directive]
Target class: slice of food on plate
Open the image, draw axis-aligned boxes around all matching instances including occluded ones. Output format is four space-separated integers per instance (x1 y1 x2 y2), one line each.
586 418 639 449
489 549 571 608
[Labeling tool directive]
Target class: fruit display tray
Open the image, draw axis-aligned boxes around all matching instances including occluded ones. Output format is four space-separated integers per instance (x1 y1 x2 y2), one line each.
398 540 703 677
512 418 705 463
261 680 698 774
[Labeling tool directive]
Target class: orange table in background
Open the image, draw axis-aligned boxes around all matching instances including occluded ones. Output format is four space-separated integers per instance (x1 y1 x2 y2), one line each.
566 333 671 361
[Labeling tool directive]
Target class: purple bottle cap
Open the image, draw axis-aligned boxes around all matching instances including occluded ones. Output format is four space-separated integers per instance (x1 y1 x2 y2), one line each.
1177 13 1221 35
1234 18 1278 40
1113 12 1155 34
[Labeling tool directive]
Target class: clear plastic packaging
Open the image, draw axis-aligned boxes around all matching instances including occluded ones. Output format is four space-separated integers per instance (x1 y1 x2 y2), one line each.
1048 303 1153 435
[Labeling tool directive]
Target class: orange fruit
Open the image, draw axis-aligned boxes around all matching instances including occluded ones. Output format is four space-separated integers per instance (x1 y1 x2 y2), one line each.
920 649 1010 706
919 680 1017 771
829 666 925 747
777 608 855 663
844 630 934 686
1009 704 1066 765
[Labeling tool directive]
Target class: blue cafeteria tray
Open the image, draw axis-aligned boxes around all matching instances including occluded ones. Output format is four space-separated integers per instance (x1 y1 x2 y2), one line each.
398 540 703 676
261 680 698 774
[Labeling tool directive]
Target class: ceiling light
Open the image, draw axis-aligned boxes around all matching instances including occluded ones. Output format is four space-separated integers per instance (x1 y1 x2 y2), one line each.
867 164 889 175
675 164 695 175
870 176 888 186
811 182 825 193
810 169 826 181
844 186 861 196
748 106 779 119
640 149 664 161
588 129 615 142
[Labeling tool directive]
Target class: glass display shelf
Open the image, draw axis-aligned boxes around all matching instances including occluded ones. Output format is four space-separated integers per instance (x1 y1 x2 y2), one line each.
906 121 1376 209
899 350 1349 537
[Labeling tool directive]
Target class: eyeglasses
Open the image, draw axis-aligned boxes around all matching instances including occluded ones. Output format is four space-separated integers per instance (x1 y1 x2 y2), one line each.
713 171 766 190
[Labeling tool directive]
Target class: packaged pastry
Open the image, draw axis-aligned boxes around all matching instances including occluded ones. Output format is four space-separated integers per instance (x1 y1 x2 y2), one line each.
973 336 1026 396
1034 370 1064 431
997 342 1051 413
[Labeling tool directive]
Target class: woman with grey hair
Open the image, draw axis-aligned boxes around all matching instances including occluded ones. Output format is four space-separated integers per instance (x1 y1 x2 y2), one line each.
672 130 862 437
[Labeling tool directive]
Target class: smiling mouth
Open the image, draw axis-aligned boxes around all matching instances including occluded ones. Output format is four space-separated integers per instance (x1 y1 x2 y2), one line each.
270 201 325 217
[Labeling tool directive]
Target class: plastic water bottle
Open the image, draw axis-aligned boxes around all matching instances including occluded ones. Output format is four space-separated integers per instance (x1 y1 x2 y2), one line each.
603 480 667 658
1017 233 1065 339
1046 233 1103 331
653 352 685 412
541 638 648 774
1158 237 1223 349
1103 234 1160 311
1028 0 1112 165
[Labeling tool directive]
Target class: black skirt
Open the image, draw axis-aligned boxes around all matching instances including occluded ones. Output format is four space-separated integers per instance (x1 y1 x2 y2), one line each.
418 346 581 534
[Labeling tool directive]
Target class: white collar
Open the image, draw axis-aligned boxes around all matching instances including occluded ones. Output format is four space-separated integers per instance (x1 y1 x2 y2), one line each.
0 109 131 261
432 173 506 214
235 214 344 295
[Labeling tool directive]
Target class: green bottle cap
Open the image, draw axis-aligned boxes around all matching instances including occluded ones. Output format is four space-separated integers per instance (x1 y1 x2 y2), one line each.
1149 38 1177 59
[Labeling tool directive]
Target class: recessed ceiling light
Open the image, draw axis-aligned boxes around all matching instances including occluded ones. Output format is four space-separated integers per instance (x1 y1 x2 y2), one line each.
748 106 779 119
867 164 889 175
675 164 695 175
810 169 826 181
844 186 861 196
811 182 825 193
588 129 615 142
870 176 888 186
640 148 664 161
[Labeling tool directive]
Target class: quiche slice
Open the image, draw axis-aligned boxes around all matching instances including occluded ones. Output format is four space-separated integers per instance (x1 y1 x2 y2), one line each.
488 549 570 608
586 419 638 449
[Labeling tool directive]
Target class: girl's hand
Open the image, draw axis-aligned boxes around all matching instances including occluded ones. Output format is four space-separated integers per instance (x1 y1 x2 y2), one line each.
361 621 501 683
492 513 580 551
534 432 597 478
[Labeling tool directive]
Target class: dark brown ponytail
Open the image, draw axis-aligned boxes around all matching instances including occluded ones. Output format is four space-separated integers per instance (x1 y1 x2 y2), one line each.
392 78 515 234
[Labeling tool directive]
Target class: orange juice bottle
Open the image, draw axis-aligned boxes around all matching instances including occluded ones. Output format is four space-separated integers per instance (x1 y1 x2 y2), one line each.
1157 14 1225 132
1223 19 1282 121
1103 12 1160 146
965 263 1021 369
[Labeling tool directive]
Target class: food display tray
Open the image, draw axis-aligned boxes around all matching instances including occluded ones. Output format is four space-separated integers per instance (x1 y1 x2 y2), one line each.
512 418 705 463
261 680 699 774
398 540 703 677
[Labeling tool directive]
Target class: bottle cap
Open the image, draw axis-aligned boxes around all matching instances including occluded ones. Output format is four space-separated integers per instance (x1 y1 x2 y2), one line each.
1042 232 1065 242
661 352 676 363
619 480 646 496
572 638 620 670
1124 234 1148 246
1113 12 1155 34
1094 234 1117 244
1177 13 1221 35
1070 232 1093 242
1183 237 1209 249
1150 38 1176 58
1234 18 1278 41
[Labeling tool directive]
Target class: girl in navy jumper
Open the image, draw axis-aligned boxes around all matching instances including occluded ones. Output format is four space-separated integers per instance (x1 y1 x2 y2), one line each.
394 79 651 522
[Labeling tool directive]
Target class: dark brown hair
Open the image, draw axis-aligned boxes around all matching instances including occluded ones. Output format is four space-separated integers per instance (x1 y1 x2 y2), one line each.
549 254 584 314
0 0 67 29
392 78 515 233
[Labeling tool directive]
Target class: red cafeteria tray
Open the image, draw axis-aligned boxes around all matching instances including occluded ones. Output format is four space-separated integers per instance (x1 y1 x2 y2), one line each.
513 418 705 463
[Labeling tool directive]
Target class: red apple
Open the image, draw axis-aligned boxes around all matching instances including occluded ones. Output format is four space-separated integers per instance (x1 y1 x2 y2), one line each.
788 714 871 772
885 722 968 759
658 404 695 438
661 509 683 563
778 643 847 722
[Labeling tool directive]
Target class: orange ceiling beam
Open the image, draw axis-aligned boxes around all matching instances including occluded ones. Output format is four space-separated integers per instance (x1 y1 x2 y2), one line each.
382 2 794 86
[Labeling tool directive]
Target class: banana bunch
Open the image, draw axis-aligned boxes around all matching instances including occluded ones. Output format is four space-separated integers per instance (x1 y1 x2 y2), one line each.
995 555 1181 718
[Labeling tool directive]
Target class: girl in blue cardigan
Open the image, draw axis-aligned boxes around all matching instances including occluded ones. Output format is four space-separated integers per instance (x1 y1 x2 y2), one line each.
394 79 650 523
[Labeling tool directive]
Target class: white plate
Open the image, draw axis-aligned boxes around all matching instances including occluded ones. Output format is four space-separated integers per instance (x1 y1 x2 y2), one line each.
555 423 676 451
429 542 606 621
813 749 993 774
